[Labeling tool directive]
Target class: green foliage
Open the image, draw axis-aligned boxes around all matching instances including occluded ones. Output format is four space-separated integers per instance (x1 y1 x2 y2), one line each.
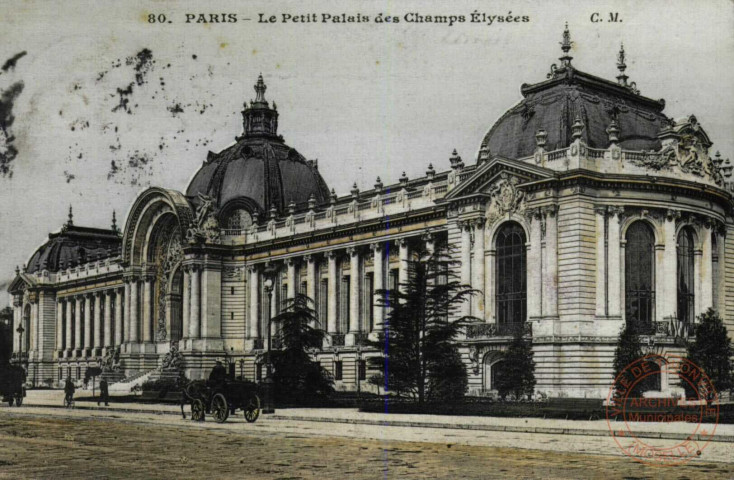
367 244 475 404
686 308 734 399
271 294 334 400
494 326 536 400
612 321 648 398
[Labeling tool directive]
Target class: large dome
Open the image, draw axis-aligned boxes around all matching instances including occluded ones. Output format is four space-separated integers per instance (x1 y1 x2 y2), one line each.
186 76 330 220
480 37 670 160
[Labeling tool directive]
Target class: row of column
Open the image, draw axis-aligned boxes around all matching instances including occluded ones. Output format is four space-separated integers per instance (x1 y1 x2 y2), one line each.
56 288 124 355
245 237 423 342
595 207 714 323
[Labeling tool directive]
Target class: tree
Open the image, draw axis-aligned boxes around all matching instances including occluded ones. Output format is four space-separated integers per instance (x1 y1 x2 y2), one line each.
367 244 475 404
271 293 334 401
612 321 648 399
685 308 734 400
494 326 535 401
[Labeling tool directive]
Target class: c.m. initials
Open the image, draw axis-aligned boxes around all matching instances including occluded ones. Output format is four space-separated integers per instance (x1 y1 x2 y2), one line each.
590 12 622 23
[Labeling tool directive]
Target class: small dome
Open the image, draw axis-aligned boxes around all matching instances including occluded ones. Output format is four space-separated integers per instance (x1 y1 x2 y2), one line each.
480 28 669 160
186 76 330 216
27 224 121 273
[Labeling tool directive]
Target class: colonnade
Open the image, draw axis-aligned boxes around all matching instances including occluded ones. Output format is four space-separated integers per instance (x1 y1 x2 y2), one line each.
56 287 124 357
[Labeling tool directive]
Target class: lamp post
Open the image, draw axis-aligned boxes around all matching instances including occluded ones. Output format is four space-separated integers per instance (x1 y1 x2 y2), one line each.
16 324 25 372
262 263 278 414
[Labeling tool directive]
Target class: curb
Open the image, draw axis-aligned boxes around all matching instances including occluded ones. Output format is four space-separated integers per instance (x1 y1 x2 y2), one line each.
22 403 182 417
268 415 734 443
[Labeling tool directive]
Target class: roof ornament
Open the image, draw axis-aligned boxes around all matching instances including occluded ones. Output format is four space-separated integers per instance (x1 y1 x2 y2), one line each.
269 204 277 220
67 205 74 227
535 129 548 149
330 188 337 206
426 163 436 179
559 22 573 68
308 193 316 210
606 120 620 146
449 149 464 170
571 116 585 140
14 265 19 275
616 43 628 86
288 199 296 215
374 176 383 191
111 210 119 234
254 73 267 104
350 182 360 199
399 171 409 186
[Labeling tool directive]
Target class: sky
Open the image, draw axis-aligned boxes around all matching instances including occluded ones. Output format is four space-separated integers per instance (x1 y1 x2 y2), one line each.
0 0 732 305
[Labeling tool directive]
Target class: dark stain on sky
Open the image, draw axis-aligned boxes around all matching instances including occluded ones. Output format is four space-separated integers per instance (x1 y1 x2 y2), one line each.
1 51 27 73
0 81 25 178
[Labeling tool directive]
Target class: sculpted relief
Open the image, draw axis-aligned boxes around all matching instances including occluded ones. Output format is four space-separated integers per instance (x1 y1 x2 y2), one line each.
485 173 527 226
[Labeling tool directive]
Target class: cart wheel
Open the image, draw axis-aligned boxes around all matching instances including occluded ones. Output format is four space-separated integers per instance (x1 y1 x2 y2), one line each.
14 394 22 407
244 395 261 423
191 399 206 422
211 393 229 423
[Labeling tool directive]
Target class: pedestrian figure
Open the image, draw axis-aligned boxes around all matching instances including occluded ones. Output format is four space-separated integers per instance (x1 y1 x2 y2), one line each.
98 378 109 406
64 377 75 408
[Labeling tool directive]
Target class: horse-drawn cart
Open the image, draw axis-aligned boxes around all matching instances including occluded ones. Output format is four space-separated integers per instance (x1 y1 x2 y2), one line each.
0 364 26 407
182 379 261 423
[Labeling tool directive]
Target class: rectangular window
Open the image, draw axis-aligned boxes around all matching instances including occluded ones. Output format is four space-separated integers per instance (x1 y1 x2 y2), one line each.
300 281 307 296
358 360 366 381
59 367 62 381
231 286 235 295
76 366 81 379
334 361 343 381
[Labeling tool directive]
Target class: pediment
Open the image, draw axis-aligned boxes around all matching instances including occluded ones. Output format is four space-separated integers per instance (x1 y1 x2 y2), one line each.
442 156 554 202
7 273 34 294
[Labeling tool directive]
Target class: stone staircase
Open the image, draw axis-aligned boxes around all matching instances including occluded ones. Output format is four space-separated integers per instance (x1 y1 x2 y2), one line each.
108 369 157 393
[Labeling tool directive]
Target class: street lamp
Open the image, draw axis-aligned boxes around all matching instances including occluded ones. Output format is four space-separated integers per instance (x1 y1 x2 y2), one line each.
262 263 278 414
16 324 25 372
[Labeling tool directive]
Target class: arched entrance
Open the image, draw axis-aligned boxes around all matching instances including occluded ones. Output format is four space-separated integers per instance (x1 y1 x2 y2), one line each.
482 354 505 393
148 219 184 342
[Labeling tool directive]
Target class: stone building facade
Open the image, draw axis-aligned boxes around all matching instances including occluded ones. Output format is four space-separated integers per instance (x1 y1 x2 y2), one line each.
8 28 734 398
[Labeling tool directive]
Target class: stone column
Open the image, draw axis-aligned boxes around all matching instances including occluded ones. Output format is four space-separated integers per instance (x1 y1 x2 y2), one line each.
460 221 472 316
327 251 338 334
200 263 222 340
93 292 102 352
103 292 112 348
527 210 542 319
56 299 64 351
423 232 435 255
715 228 726 315
124 281 131 342
305 256 317 327
607 208 623 318
595 207 608 317
472 220 486 319
286 258 297 300
142 277 153 343
114 289 123 346
371 243 384 332
485 248 495 323
30 300 38 354
129 279 139 343
182 267 190 340
65 300 73 353
83 294 92 352
543 206 559 317
397 238 409 295
189 266 200 339
248 266 259 339
74 296 82 351
348 247 360 334
12 299 20 353
700 220 713 314
662 210 679 322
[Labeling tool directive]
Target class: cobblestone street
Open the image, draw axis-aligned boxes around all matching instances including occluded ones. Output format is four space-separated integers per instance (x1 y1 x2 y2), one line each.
0 407 732 479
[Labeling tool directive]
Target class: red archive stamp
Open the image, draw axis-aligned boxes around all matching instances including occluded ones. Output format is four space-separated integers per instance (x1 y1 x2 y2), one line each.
605 354 719 466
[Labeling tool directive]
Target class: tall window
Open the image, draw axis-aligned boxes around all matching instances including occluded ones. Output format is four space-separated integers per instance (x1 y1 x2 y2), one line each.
223 209 253 231
625 221 655 331
495 222 527 330
677 227 695 325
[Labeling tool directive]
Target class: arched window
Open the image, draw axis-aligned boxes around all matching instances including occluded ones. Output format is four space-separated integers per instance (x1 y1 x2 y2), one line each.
625 222 655 332
677 227 695 325
495 222 526 332
224 209 253 231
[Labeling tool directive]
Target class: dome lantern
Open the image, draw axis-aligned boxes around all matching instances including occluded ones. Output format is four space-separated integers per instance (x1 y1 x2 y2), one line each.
241 74 279 138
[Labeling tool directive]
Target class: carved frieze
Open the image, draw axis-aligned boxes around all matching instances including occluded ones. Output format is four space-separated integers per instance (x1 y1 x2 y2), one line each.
485 173 526 226
186 193 221 245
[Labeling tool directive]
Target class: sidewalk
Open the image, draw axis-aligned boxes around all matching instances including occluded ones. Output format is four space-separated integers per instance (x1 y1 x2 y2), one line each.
19 390 734 443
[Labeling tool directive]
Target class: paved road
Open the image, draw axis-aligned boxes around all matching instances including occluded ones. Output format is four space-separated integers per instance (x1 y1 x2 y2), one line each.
0 406 732 479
